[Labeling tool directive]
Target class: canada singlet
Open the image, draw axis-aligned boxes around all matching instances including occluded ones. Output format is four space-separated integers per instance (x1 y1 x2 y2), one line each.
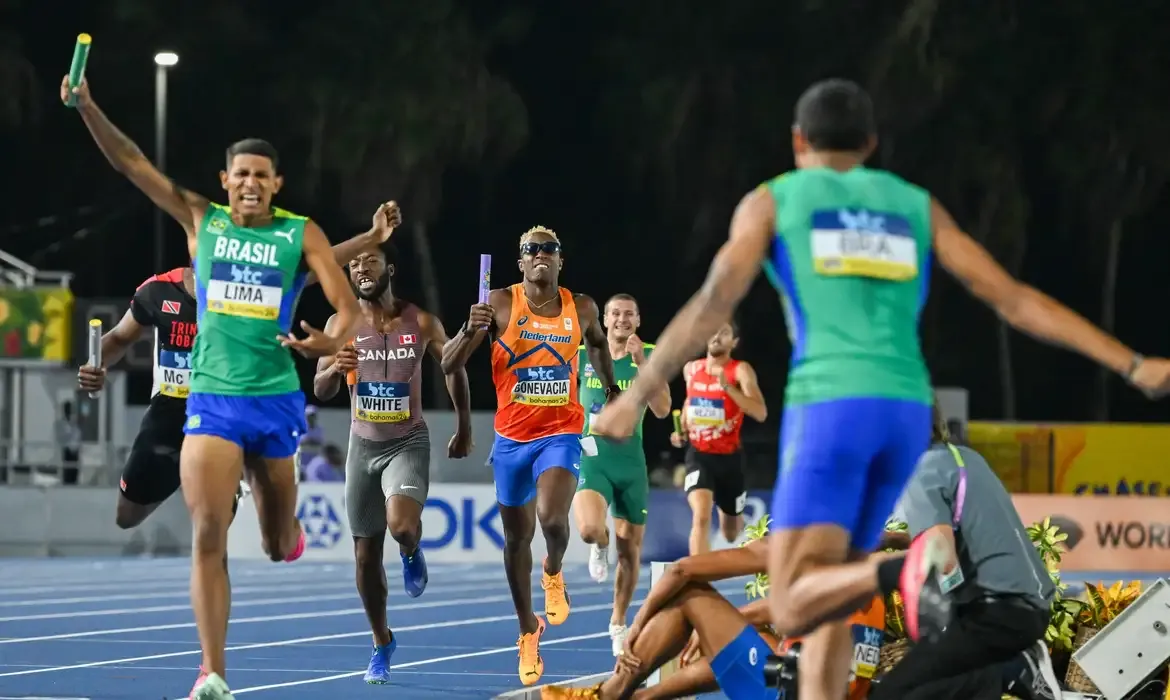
346 304 426 440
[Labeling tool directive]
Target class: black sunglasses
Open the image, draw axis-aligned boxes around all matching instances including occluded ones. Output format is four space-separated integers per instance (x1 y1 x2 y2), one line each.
520 241 561 256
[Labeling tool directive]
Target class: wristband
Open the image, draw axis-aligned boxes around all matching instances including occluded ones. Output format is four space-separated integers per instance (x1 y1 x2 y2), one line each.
605 384 621 399
1126 354 1145 383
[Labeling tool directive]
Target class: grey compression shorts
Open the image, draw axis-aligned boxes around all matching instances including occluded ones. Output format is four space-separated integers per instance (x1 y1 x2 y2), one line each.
345 425 431 538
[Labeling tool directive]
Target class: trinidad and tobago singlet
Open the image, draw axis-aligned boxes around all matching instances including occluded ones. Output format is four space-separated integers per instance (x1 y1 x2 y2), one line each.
190 204 309 395
346 304 426 440
129 268 197 401
760 167 933 405
683 358 744 454
491 284 584 441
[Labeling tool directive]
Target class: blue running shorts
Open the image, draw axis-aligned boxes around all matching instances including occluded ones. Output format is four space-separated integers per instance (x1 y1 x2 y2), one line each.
710 625 775 700
489 433 582 507
184 391 308 459
771 397 931 551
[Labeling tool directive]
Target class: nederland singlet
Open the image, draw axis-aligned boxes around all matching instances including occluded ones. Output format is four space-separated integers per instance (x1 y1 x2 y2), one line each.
491 284 584 441
761 167 933 405
683 358 744 454
129 268 197 402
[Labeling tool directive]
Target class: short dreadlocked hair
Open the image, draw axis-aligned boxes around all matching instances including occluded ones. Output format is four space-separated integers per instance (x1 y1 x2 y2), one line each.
519 225 560 247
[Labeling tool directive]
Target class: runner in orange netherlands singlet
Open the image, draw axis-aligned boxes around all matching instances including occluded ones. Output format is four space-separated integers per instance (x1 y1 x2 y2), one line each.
439 225 619 686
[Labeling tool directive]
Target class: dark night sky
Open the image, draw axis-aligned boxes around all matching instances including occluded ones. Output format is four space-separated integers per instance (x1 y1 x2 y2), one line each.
5 0 1170 445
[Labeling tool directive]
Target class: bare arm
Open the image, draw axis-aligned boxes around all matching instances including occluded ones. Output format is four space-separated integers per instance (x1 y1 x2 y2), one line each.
313 314 344 400
423 312 472 422
627 187 774 403
722 361 767 422
631 539 767 631
931 198 1136 376
72 87 206 240
578 295 618 390
96 308 148 368
303 221 361 347
647 381 672 419
441 288 510 374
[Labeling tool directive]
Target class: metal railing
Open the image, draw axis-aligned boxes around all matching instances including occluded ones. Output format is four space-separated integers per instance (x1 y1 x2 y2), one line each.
0 248 72 288
0 439 129 487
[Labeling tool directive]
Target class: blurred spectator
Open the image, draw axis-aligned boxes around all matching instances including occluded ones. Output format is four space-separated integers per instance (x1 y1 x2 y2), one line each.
54 401 81 485
298 405 324 462
303 444 345 482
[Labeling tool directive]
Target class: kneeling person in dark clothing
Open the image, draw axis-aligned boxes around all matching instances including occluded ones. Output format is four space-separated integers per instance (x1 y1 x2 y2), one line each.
870 411 1062 700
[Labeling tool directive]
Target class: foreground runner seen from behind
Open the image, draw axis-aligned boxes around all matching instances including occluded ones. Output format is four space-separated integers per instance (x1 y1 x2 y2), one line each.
591 78 1170 700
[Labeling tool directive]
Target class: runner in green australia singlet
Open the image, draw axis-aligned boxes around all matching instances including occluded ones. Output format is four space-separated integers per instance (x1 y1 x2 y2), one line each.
65 71 398 699
571 293 671 655
593 79 1170 700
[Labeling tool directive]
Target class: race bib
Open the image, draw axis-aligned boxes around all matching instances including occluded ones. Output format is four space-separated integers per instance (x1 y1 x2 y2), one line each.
511 365 571 407
851 624 883 680
205 261 283 320
354 381 410 422
156 349 191 398
810 208 918 282
686 397 725 427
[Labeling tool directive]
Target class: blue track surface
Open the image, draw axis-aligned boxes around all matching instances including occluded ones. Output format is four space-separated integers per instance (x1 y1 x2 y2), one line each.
0 558 1159 699
0 558 753 699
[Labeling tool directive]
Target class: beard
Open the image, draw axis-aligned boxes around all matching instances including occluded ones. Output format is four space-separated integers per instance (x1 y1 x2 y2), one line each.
354 270 391 301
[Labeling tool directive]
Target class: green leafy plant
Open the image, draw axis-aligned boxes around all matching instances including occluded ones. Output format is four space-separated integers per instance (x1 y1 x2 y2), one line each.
1026 517 1083 651
881 520 910 640
742 515 771 600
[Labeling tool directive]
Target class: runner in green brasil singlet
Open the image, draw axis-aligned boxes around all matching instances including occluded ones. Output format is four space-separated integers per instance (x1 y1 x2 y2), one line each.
190 203 309 396
588 80 1170 700
573 293 672 656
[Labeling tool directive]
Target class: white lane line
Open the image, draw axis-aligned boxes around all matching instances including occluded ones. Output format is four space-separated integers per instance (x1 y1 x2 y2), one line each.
0 570 513 620
233 631 613 694
0 599 630 678
0 578 613 644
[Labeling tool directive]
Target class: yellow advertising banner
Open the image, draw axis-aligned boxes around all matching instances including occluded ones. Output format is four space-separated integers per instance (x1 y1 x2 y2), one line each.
967 421 1053 493
0 287 73 362
1049 423 1170 497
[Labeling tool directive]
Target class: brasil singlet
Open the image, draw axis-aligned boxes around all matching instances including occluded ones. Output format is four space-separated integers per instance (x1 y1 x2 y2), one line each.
190 204 310 396
346 304 426 440
579 342 653 463
129 268 197 401
492 284 584 441
762 167 933 406
683 358 744 454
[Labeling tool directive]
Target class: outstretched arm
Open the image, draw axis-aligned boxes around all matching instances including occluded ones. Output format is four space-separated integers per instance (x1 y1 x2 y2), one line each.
721 361 767 422
300 221 361 352
441 288 509 374
627 187 774 404
932 198 1137 377
66 78 206 240
307 202 402 286
578 295 618 392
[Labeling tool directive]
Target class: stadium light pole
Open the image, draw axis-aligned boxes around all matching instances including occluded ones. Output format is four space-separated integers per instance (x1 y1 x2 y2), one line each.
153 52 179 272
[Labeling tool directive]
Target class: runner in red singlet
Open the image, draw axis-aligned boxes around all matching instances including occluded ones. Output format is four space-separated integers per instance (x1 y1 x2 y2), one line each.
670 321 767 555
